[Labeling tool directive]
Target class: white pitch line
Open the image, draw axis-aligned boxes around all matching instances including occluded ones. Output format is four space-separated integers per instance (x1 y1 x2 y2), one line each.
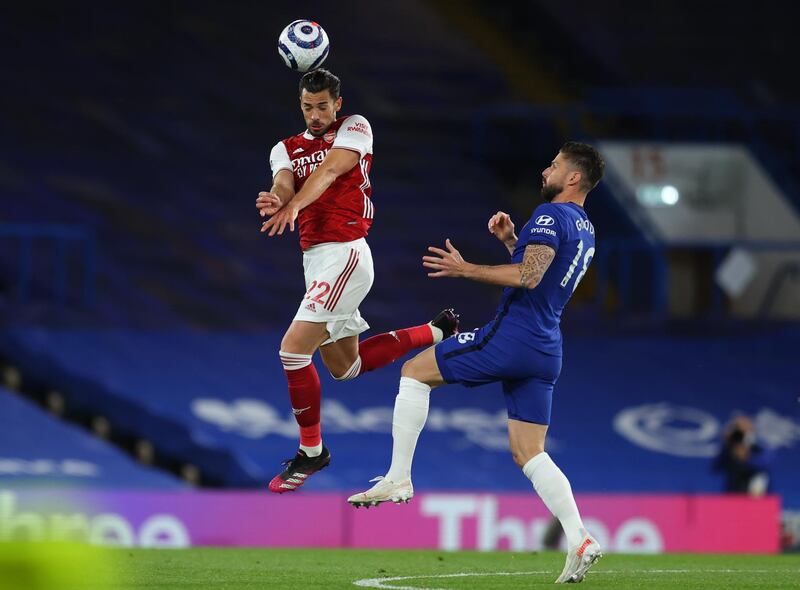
353 571 548 590
353 569 800 590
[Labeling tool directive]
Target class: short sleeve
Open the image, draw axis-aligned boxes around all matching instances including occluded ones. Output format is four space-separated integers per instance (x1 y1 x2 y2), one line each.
521 203 564 252
269 141 292 177
332 115 373 158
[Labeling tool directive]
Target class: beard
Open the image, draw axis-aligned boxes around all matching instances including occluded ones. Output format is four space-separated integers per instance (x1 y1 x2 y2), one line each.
540 182 563 202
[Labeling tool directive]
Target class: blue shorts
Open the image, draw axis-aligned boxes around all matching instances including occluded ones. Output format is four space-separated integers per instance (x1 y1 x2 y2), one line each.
434 323 562 425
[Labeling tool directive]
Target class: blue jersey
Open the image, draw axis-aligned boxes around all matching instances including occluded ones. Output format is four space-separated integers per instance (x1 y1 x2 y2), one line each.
495 202 595 355
434 201 596 424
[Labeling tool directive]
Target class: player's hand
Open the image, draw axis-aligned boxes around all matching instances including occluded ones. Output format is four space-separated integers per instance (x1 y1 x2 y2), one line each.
488 211 516 243
260 203 299 236
256 191 283 217
423 239 472 278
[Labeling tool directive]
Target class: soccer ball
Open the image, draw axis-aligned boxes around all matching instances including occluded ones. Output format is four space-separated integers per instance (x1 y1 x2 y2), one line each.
278 20 330 73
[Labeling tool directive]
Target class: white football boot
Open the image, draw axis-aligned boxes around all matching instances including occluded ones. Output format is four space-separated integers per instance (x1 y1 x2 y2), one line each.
347 476 414 508
555 534 602 584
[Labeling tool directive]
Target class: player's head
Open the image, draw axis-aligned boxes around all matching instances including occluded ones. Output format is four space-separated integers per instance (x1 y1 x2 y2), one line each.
298 68 342 137
541 142 605 202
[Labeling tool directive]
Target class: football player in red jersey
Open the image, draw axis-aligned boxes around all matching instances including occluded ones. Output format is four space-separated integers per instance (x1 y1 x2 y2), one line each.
256 69 459 493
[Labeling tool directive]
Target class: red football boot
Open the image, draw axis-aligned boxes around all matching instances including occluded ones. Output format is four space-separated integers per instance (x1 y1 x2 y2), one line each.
268 446 331 493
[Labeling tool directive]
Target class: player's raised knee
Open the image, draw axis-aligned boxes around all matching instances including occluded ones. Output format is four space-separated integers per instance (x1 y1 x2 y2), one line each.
401 356 424 379
329 356 361 381
399 347 442 386
280 333 307 355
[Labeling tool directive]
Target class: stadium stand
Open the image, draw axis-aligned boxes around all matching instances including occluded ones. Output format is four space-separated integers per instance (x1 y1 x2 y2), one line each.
472 0 800 211
0 1 510 330
0 386 183 489
0 1 797 525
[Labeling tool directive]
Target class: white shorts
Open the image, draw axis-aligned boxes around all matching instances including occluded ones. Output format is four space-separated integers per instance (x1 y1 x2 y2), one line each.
293 238 374 344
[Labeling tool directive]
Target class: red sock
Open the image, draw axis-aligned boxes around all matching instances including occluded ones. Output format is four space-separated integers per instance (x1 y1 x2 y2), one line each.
299 424 321 448
280 352 321 447
358 324 433 374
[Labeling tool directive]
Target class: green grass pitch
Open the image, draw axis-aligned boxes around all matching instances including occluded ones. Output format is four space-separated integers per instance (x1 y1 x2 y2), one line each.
3 547 799 589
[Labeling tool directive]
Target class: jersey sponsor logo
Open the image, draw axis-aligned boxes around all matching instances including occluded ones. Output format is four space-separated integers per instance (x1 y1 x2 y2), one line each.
530 226 557 237
535 215 555 226
293 149 328 167
305 302 317 312
292 147 305 155
292 149 329 179
575 218 595 235
347 121 371 136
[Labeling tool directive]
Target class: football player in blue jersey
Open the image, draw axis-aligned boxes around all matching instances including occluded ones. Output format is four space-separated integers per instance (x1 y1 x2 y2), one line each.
348 142 605 584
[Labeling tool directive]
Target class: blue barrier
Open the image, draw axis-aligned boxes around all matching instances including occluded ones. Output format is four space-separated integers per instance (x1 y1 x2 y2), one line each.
0 328 797 507
0 386 183 488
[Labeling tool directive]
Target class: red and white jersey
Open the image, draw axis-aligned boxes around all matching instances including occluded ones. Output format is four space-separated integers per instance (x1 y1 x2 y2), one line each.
269 114 374 250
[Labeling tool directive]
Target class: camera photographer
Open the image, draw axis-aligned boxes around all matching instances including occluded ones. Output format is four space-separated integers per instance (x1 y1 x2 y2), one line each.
713 415 771 495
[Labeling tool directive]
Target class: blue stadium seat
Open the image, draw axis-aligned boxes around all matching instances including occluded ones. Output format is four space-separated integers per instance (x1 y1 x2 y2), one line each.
0 386 183 489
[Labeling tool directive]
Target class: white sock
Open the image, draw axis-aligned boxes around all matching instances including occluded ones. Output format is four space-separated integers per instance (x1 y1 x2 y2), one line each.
385 377 431 482
299 442 323 457
429 323 444 343
522 452 586 548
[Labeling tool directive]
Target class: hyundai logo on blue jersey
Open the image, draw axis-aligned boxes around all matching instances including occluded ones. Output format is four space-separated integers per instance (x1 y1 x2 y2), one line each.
535 215 555 226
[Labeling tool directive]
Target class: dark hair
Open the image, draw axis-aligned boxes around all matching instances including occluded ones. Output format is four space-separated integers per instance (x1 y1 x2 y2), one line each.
727 428 746 445
560 142 605 191
298 68 341 99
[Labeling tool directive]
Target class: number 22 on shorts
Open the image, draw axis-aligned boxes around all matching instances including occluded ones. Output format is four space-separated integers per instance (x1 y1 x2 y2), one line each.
304 280 331 305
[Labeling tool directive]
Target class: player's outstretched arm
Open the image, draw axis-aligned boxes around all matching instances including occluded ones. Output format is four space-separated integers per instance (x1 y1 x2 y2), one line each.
423 240 554 289
260 148 359 236
487 211 517 256
256 170 296 218
292 148 359 210
518 244 556 288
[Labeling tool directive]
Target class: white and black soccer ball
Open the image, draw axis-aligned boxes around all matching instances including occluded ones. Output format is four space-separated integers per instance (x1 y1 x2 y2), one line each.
278 20 330 73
